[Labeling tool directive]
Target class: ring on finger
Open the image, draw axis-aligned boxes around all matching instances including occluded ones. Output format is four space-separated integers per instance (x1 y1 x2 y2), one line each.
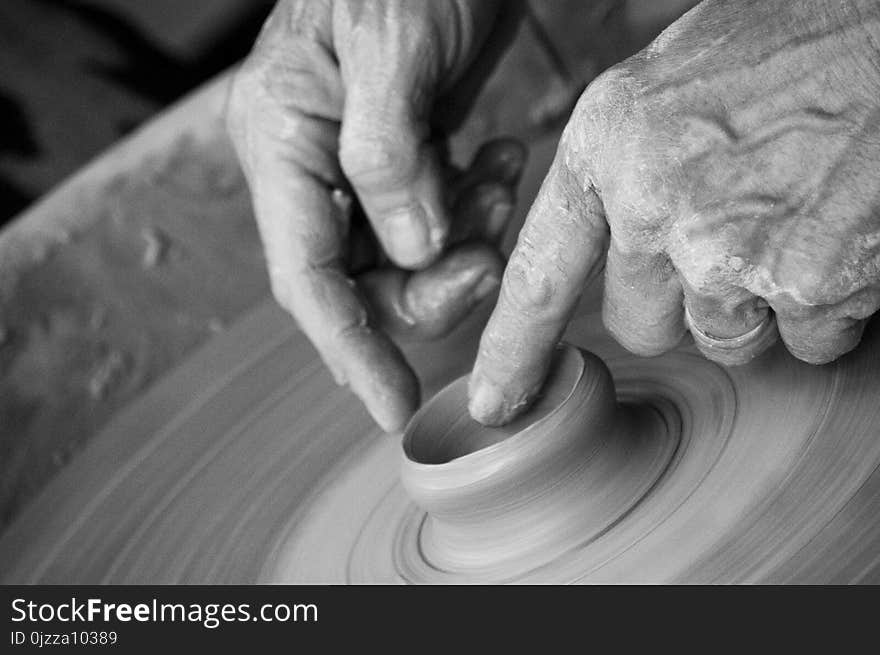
684 305 778 364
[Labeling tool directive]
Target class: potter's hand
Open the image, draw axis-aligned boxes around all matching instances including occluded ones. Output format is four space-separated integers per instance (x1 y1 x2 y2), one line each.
227 0 521 431
470 0 880 425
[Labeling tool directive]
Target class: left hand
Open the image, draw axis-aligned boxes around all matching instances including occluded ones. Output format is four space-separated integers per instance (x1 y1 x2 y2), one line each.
226 0 523 432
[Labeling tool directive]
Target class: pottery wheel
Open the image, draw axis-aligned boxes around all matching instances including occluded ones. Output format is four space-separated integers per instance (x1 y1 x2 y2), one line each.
2 284 880 584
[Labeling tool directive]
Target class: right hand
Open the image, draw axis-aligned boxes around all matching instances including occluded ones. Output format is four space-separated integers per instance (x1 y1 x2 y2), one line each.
469 0 880 426
226 0 523 432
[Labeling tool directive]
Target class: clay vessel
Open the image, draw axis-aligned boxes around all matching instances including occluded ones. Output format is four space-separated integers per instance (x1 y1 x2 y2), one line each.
401 344 679 576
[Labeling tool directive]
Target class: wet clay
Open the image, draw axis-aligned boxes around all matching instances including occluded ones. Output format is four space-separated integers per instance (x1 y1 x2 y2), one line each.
400 345 679 579
2 284 880 583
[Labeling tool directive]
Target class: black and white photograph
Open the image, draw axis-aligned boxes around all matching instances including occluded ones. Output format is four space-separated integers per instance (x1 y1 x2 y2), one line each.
1 0 879 640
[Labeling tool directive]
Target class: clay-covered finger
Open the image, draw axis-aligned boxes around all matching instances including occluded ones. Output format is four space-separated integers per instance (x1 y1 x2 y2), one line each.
682 284 777 365
468 158 609 426
358 242 503 340
226 21 418 431
771 290 879 364
241 148 419 432
602 242 685 356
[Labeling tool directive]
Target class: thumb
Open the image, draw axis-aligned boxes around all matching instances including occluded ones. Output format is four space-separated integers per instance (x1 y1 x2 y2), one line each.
340 81 448 270
335 3 467 270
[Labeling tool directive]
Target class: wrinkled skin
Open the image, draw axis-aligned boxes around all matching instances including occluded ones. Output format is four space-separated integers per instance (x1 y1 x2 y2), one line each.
227 0 525 431
470 0 880 425
230 0 880 434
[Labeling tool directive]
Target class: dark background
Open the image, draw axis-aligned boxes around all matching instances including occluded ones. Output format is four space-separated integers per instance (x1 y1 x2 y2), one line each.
0 0 274 227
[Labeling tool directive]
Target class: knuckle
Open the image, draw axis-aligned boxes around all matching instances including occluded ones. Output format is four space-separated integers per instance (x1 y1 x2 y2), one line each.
338 130 417 191
674 257 729 299
571 66 665 209
837 286 880 320
224 57 290 160
765 234 864 307
226 30 335 147
501 246 562 319
779 264 846 307
582 65 634 112
574 64 639 139
554 124 592 188
601 310 674 357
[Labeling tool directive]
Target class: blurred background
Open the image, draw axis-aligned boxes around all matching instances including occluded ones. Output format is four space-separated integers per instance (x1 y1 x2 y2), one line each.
0 0 275 227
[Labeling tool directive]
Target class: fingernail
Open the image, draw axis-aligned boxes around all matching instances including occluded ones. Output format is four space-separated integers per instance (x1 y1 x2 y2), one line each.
486 201 513 240
385 206 432 268
472 273 500 303
468 376 506 425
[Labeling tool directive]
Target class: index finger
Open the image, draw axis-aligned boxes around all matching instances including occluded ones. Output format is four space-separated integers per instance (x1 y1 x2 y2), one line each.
468 154 609 426
246 143 420 433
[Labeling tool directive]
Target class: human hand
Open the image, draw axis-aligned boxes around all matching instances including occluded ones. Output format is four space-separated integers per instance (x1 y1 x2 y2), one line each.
226 0 527 432
470 0 880 425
